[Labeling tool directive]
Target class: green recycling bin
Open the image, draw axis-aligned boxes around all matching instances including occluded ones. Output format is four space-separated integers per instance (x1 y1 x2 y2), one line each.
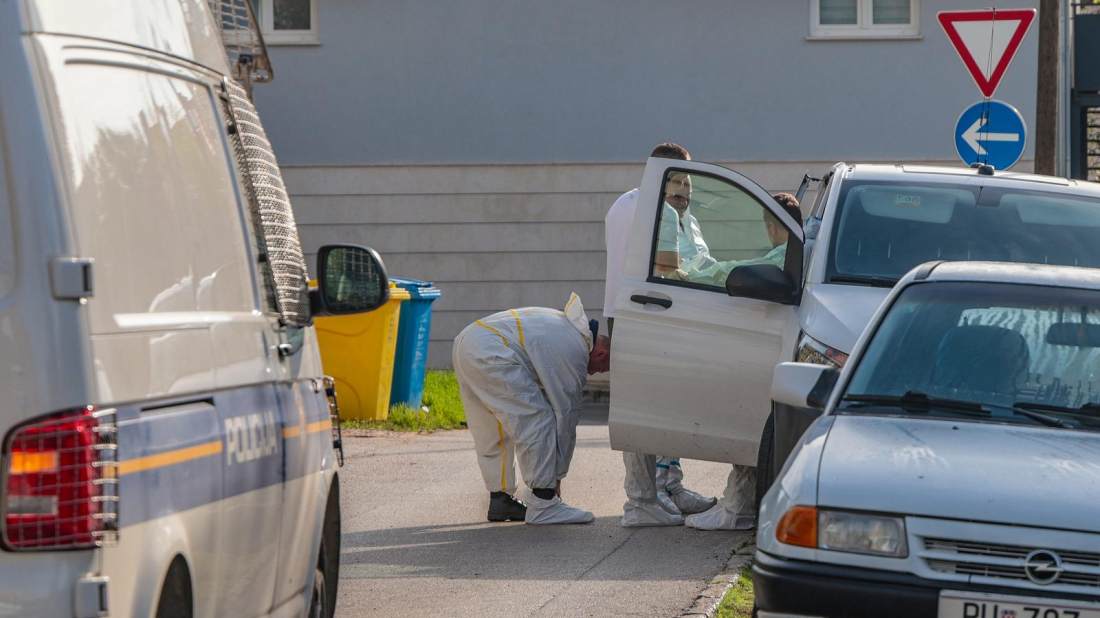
389 277 442 409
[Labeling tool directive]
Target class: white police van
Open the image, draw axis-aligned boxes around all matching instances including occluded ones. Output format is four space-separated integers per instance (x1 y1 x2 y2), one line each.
0 2 387 616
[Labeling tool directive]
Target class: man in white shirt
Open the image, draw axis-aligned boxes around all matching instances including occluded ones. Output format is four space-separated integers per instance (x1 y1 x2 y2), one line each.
603 143 718 527
656 173 719 279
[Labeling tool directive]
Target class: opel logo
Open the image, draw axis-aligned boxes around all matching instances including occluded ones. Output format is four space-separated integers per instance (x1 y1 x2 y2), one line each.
1024 550 1064 585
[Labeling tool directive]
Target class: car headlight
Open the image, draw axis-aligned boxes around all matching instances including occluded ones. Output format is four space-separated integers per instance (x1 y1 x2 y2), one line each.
776 507 908 558
819 510 908 557
795 333 849 369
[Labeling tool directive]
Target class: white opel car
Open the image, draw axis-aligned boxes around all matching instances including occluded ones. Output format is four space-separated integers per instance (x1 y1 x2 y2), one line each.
757 261 1100 618
607 158 1100 505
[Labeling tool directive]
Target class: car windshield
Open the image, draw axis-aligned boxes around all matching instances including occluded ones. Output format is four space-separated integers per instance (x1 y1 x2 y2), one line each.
843 282 1100 431
826 180 1100 285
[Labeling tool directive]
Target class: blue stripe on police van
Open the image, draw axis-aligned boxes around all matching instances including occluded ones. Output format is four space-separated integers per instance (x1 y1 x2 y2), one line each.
115 381 333 527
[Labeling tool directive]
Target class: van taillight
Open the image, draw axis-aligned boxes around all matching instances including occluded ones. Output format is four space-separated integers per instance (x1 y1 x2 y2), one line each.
2 407 119 551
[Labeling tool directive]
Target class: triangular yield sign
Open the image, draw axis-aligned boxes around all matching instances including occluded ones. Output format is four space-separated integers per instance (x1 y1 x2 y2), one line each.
938 9 1036 98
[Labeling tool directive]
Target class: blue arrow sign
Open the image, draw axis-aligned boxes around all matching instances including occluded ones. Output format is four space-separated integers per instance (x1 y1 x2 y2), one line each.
954 100 1027 170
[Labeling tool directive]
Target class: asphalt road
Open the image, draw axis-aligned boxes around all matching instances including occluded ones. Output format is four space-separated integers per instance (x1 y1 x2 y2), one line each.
334 403 752 617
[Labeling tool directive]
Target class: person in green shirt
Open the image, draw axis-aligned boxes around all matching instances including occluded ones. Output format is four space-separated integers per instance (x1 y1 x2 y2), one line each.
685 193 803 287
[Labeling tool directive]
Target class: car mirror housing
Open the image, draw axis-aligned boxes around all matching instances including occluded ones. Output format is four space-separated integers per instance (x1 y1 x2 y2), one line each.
312 244 390 317
725 237 804 305
771 362 840 410
726 264 797 304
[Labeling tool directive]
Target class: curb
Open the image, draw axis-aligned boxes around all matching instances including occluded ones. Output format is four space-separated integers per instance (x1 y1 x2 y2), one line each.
676 547 755 617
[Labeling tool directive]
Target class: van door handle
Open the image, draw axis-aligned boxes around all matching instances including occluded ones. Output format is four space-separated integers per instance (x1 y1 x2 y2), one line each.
630 294 672 309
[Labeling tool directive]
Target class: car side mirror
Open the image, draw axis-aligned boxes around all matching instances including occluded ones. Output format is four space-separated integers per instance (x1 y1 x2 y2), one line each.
771 362 840 410
725 264 797 304
312 244 389 317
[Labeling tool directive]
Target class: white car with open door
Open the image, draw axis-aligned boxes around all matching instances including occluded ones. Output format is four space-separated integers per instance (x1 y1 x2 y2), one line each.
608 158 1100 505
756 261 1100 618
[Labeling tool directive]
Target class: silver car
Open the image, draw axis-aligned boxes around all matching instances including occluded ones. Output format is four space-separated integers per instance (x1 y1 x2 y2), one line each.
758 261 1100 618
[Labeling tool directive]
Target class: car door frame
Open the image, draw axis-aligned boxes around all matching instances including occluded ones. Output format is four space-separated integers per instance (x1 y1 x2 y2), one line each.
608 157 806 465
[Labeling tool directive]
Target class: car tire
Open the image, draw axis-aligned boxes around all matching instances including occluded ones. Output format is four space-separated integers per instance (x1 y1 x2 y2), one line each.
309 478 341 618
754 412 776 517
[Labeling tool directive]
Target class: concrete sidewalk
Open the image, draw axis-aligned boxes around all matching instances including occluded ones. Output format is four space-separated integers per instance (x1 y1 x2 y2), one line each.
335 404 751 617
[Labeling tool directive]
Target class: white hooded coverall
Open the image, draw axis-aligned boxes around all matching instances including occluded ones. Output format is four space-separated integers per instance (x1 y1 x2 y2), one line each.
452 295 591 494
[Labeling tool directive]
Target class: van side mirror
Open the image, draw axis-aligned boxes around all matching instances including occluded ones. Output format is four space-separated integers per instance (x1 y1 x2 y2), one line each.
725 238 804 305
313 245 389 317
771 362 840 410
726 264 796 304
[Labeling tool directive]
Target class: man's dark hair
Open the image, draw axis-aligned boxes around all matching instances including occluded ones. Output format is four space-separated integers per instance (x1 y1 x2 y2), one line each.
770 192 803 224
650 142 690 161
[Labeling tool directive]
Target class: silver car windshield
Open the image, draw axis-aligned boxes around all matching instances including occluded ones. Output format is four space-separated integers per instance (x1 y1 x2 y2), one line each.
826 181 1100 285
844 282 1100 431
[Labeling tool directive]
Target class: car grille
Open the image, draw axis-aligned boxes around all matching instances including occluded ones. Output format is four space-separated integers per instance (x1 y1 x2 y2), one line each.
924 538 1100 589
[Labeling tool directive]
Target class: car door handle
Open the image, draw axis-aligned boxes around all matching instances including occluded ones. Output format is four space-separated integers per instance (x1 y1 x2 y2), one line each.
630 294 673 309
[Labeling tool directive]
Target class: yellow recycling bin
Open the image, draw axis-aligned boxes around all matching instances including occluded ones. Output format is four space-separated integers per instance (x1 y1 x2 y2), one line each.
313 281 410 421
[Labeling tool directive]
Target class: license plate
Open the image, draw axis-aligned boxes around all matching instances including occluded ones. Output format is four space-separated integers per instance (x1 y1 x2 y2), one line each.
939 591 1100 618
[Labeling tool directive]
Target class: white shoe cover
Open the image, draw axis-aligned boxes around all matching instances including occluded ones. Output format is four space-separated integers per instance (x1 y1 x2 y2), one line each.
656 492 682 516
621 500 684 527
669 488 718 515
684 504 756 531
524 490 595 525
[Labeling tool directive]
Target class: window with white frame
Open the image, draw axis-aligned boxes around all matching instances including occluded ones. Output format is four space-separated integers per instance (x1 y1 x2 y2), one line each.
258 0 319 45
811 0 920 39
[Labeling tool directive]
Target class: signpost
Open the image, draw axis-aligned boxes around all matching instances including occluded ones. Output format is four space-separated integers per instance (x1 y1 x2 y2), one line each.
939 9 1036 170
954 100 1027 170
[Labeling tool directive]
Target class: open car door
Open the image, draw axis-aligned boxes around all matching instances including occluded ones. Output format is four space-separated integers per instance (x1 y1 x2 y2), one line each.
608 158 805 465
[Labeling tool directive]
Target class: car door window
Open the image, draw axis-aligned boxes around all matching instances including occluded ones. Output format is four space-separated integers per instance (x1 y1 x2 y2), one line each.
649 170 792 290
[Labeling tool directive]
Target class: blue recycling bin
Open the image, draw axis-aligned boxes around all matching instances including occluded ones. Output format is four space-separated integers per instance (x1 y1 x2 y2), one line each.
389 277 442 409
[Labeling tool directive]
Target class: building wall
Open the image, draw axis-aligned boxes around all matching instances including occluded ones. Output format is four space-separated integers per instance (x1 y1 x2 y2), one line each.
255 0 1041 165
259 0 1043 366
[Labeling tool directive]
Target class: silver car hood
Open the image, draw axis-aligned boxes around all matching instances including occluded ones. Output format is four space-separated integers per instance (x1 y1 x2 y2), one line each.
818 415 1100 532
800 284 891 353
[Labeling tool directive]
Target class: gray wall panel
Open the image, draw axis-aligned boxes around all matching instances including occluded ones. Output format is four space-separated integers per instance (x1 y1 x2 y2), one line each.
256 0 1040 166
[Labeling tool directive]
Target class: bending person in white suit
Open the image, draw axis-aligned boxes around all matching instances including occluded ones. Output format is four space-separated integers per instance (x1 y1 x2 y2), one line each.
453 293 610 525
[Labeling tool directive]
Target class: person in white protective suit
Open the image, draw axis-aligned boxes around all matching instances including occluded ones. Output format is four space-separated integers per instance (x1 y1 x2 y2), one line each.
603 142 718 528
683 192 803 531
453 293 611 525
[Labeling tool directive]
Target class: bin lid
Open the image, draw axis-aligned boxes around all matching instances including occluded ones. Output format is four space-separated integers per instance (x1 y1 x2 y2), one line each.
390 277 441 300
388 281 412 301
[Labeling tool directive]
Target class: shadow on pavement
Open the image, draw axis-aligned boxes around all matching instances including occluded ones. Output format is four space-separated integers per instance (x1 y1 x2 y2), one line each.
340 516 739 582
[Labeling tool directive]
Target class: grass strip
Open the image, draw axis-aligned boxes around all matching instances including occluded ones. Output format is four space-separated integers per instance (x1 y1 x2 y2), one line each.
342 369 467 432
715 565 754 618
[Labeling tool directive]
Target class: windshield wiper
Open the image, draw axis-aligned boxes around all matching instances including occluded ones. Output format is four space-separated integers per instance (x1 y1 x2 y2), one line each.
1012 401 1097 428
841 391 988 414
844 393 1079 429
829 275 899 288
997 405 1077 429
